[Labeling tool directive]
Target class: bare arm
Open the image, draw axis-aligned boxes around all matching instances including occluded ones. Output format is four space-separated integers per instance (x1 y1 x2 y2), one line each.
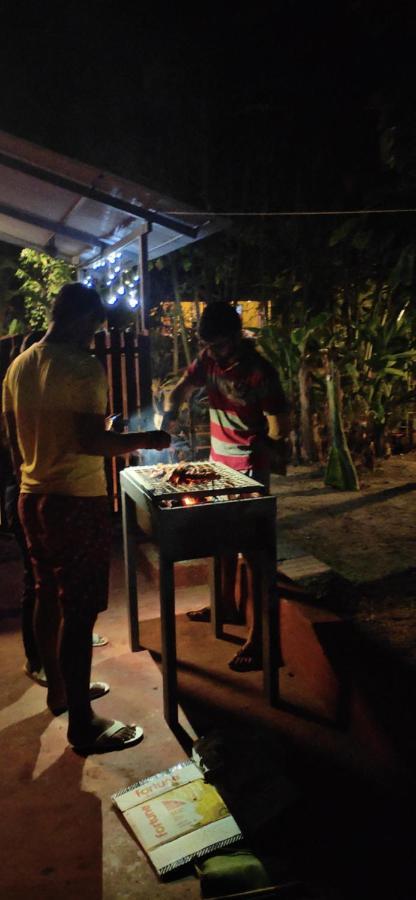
74 413 170 456
161 373 197 430
265 412 292 475
265 412 291 441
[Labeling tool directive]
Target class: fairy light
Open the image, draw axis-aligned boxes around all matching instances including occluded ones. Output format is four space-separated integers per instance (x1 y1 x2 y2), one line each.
83 249 141 307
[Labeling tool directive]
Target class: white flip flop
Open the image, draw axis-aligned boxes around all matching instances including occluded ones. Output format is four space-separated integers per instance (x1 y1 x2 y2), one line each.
74 720 144 754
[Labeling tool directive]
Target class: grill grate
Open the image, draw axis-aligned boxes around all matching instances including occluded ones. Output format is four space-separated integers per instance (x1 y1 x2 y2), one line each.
130 461 264 501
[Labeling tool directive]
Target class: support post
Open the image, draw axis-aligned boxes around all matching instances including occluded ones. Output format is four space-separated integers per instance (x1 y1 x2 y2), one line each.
121 488 140 650
136 227 153 413
159 556 178 728
261 517 280 705
209 556 223 638
137 227 151 335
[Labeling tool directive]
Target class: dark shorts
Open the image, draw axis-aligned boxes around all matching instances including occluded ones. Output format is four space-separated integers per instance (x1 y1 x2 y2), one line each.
18 494 111 617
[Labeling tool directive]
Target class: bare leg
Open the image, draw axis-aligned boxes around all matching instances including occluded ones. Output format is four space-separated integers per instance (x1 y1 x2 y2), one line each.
61 610 114 745
60 608 95 733
228 551 262 671
221 554 239 619
33 572 66 712
244 551 262 650
62 609 137 749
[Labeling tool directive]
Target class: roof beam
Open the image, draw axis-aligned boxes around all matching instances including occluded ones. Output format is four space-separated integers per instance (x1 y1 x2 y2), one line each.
0 201 108 250
0 229 67 259
77 223 150 269
0 151 200 239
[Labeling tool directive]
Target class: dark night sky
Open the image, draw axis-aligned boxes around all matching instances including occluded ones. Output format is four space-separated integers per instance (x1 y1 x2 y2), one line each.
1 1 416 211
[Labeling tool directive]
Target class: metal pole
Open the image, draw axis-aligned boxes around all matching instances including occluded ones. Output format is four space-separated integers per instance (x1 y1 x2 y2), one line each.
159 555 178 728
120 488 141 651
137 227 151 335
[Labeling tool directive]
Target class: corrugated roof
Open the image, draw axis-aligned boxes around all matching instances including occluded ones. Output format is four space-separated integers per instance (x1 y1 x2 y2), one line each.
0 130 225 265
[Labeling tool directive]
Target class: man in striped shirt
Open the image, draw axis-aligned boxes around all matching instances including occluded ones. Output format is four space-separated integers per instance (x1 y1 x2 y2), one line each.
162 302 290 671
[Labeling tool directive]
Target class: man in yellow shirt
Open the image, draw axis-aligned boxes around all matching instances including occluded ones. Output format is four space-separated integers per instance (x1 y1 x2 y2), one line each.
2 329 108 687
2 282 170 753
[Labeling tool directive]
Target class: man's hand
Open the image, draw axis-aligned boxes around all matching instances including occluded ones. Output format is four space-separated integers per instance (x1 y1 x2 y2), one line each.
74 413 171 456
144 430 171 451
161 411 178 433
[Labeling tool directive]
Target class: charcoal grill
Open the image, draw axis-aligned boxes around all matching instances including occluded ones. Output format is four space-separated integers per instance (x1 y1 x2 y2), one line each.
120 462 280 728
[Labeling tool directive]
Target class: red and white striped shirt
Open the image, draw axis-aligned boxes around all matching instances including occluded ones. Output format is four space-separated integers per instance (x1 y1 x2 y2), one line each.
185 341 289 472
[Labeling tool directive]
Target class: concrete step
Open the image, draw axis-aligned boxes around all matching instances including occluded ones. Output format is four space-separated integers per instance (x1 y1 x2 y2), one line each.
137 541 330 593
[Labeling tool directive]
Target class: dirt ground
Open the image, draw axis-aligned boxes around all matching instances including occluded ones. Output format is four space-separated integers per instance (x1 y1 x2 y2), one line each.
1 451 414 671
273 449 416 666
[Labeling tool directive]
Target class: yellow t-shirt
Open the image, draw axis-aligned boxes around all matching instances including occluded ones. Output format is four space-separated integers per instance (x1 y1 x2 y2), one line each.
2 341 108 496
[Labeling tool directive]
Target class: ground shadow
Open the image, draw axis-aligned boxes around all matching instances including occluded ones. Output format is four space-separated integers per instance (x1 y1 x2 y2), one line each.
0 711 103 899
279 481 416 527
169 713 416 900
330 618 416 770
299 565 416 618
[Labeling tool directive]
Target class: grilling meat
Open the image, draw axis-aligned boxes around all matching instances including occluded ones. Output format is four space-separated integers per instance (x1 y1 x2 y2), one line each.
146 461 234 487
167 462 217 486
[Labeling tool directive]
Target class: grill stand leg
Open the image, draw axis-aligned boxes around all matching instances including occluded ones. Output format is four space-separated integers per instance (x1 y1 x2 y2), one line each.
121 488 140 651
261 538 280 706
209 555 223 638
160 556 178 729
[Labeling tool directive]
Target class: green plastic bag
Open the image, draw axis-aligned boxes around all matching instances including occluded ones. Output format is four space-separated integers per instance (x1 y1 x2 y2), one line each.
195 850 270 898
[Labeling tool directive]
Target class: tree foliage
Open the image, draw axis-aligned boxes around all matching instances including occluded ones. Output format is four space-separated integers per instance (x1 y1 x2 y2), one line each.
15 250 75 330
0 244 20 335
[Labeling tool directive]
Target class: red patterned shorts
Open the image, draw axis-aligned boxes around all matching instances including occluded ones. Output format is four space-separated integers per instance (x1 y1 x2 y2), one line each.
18 494 111 616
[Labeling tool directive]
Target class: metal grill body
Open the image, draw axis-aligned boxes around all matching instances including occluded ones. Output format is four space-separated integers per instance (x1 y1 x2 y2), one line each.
120 463 279 728
127 463 271 559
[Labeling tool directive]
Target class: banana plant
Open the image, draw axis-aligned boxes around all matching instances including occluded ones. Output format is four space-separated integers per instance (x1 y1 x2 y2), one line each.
323 353 360 491
342 297 416 454
256 308 330 461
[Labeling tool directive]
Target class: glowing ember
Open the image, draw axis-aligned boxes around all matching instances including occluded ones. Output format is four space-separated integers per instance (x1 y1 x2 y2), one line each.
158 490 262 510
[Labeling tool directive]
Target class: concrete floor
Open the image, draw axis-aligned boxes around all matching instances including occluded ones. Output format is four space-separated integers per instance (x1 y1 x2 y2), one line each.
0 540 210 900
0 531 415 899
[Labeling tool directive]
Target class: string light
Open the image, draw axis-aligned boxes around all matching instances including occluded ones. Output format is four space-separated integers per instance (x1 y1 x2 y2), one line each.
82 250 140 308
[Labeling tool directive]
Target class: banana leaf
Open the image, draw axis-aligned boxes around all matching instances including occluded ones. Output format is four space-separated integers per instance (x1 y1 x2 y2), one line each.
325 445 360 491
324 362 360 491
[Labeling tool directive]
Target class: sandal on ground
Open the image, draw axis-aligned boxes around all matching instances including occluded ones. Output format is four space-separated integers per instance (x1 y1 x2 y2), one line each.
73 720 144 754
228 648 262 672
49 681 110 716
88 681 110 701
92 632 108 647
187 606 245 625
23 662 48 687
187 606 211 622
